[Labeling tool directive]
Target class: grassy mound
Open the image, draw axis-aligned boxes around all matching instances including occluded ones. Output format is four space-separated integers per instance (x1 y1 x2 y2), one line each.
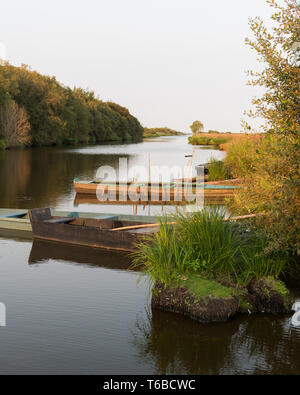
133 209 288 286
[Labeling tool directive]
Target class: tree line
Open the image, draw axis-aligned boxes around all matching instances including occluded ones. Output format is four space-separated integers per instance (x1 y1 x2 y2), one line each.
0 63 143 149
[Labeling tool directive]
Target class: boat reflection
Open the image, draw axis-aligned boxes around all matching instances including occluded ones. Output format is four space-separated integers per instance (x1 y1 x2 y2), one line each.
28 238 139 271
74 193 227 207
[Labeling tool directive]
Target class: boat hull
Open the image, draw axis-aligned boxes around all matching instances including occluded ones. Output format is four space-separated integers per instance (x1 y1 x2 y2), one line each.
29 210 155 252
74 181 237 200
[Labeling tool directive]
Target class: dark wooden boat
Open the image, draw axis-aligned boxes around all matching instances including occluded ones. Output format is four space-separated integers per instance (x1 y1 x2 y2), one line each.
29 208 157 252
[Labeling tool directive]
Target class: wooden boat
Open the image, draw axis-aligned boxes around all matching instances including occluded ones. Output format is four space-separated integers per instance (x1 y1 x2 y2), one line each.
0 209 31 235
29 208 159 252
73 179 240 199
0 208 157 237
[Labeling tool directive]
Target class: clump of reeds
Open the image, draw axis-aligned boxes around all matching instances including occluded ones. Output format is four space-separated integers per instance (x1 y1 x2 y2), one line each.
208 157 229 181
132 208 287 286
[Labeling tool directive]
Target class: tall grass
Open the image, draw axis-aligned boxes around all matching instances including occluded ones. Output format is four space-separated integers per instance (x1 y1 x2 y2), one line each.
223 135 263 178
132 209 287 285
0 139 7 151
208 157 229 181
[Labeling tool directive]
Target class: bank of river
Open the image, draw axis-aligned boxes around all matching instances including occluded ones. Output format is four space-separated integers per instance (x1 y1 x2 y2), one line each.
0 136 299 374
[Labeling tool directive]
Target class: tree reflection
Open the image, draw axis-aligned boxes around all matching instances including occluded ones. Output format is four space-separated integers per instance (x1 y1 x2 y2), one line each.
0 147 128 209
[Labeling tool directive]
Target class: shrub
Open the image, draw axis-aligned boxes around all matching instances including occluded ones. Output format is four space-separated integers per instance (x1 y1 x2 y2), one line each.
189 135 231 147
208 158 229 181
224 135 263 178
226 134 300 260
0 139 7 151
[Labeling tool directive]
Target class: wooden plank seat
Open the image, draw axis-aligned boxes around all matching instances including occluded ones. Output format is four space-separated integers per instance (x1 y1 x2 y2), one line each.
29 208 74 224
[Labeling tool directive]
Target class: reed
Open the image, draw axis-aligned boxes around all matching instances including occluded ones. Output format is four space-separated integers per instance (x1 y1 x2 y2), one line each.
0 139 7 151
132 208 288 285
208 157 229 181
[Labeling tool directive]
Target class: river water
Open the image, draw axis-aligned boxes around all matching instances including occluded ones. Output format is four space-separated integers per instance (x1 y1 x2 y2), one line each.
0 136 299 375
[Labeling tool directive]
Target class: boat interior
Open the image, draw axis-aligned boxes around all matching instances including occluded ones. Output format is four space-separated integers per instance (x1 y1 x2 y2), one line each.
29 208 158 234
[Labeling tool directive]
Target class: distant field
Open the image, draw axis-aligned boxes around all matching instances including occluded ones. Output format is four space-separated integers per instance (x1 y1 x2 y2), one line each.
144 127 185 138
189 133 255 150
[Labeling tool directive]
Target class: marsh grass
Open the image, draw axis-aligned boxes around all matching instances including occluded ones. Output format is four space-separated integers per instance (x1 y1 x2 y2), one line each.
132 209 287 286
208 157 229 181
0 139 7 151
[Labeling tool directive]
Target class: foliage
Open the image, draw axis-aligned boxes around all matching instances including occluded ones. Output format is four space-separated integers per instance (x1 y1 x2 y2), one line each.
190 120 204 134
0 139 7 151
132 209 287 286
208 157 229 181
228 0 300 259
245 0 300 138
226 134 300 259
0 101 31 147
0 63 144 147
224 135 263 178
143 127 185 138
188 135 230 148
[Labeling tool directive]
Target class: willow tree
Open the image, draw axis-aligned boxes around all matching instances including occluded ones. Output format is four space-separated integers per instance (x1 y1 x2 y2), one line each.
230 0 300 259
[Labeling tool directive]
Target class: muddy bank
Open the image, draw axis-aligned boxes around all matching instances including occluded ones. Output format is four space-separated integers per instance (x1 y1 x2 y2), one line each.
152 277 293 323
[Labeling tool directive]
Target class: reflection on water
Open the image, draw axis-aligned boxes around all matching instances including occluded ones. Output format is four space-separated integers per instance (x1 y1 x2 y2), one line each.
28 238 135 271
0 136 225 215
0 235 299 374
132 308 300 375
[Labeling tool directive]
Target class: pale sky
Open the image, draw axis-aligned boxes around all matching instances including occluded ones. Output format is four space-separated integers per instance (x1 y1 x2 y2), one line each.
1 0 275 133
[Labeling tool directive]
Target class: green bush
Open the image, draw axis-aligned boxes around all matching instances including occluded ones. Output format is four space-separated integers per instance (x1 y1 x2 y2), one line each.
189 136 211 145
132 209 287 286
189 135 230 147
208 158 229 181
0 139 7 151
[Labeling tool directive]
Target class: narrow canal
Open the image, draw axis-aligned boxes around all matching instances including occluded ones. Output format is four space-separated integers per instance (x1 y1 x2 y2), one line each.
0 136 299 374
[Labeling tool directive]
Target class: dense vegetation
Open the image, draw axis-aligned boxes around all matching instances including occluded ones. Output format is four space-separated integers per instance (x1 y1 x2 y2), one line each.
189 134 231 148
207 157 229 181
0 63 143 148
133 209 288 286
225 0 300 262
143 127 185 138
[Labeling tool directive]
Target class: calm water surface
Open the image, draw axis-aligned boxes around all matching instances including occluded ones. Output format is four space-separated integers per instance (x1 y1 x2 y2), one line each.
0 135 225 216
0 136 299 375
